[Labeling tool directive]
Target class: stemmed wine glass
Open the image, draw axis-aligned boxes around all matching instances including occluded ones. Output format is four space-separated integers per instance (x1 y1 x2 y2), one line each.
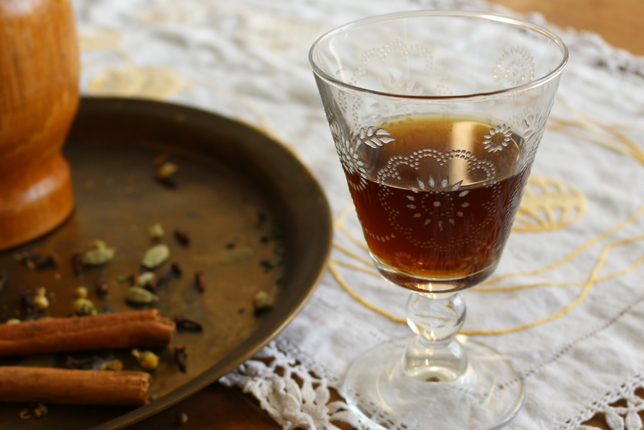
309 11 567 430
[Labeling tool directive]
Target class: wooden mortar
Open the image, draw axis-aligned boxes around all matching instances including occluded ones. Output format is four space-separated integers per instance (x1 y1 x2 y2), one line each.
0 0 79 250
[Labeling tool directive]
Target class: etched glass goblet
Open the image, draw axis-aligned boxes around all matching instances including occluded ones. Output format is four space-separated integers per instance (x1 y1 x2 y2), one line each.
309 11 567 429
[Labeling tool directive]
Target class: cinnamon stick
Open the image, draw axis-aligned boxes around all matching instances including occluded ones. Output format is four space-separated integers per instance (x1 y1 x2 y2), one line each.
0 367 150 405
0 310 174 356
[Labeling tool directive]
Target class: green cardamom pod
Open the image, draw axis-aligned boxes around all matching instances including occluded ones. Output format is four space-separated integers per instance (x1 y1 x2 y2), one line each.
141 244 170 269
126 286 159 304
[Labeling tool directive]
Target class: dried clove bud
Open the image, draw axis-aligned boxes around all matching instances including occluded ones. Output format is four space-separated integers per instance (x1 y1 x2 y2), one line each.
95 271 108 298
173 315 203 332
174 346 187 373
174 229 190 246
194 272 205 294
20 290 38 321
33 254 57 270
66 355 98 369
170 262 183 276
72 253 84 277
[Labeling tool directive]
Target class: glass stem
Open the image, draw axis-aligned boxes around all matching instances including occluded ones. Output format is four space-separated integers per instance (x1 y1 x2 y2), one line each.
403 291 467 382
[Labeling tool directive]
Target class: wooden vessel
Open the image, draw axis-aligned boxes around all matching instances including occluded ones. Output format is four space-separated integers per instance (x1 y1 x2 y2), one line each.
0 0 79 250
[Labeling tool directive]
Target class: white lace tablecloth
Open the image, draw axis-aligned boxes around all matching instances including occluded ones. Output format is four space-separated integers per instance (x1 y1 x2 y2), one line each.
74 0 644 428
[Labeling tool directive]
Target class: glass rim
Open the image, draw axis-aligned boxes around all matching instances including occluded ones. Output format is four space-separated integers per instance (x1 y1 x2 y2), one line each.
308 10 569 101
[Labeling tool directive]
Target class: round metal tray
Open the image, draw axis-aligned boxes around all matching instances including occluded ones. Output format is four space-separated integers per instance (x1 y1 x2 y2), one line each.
0 97 332 429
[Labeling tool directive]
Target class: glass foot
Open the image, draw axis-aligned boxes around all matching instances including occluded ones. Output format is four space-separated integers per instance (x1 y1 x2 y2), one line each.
342 335 525 430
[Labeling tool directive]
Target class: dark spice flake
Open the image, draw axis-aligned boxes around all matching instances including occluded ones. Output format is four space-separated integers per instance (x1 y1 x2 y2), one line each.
174 229 190 246
173 315 203 332
194 272 205 294
174 346 187 373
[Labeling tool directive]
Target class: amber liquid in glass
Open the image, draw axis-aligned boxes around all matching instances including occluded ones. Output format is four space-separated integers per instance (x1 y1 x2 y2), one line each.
344 116 530 292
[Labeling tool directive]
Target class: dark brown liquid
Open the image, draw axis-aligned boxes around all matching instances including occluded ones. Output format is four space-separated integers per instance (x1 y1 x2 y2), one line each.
343 116 530 291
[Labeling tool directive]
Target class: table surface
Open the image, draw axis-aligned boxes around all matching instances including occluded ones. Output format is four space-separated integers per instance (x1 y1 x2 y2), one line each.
127 1 644 429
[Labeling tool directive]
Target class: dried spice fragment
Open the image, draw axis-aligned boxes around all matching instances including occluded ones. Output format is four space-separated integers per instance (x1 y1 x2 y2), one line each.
174 346 187 373
141 244 169 269
253 291 273 316
20 290 38 321
95 271 108 297
174 229 190 246
32 287 49 311
73 297 96 316
66 355 98 370
148 223 164 240
176 412 189 425
100 359 124 371
32 403 48 418
132 349 159 370
173 315 203 332
156 162 178 188
72 253 84 277
194 272 205 294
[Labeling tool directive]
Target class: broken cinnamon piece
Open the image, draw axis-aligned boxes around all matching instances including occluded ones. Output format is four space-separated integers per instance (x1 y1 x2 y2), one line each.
0 309 174 357
0 367 151 406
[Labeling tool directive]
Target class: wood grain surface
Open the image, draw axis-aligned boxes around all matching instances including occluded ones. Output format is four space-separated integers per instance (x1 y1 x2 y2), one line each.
130 1 642 429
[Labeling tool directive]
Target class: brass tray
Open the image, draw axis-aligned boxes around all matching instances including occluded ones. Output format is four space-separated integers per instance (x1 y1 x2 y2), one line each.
0 97 332 429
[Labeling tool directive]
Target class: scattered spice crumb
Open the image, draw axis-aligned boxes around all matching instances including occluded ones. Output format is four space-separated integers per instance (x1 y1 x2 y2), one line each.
225 242 235 249
256 210 267 226
173 315 203 332
100 359 124 371
174 229 190 246
132 349 159 370
32 287 49 310
149 223 164 240
95 271 108 298
152 152 171 165
237 308 245 315
32 403 48 418
19 409 31 420
72 252 84 277
174 346 187 373
73 297 96 316
176 412 189 425
66 356 98 370
259 260 274 273
194 272 205 294
156 162 178 188
253 291 273 316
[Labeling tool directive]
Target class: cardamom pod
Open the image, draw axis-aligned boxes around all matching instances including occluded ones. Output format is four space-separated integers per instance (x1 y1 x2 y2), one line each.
126 286 159 304
82 242 116 266
141 244 170 269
